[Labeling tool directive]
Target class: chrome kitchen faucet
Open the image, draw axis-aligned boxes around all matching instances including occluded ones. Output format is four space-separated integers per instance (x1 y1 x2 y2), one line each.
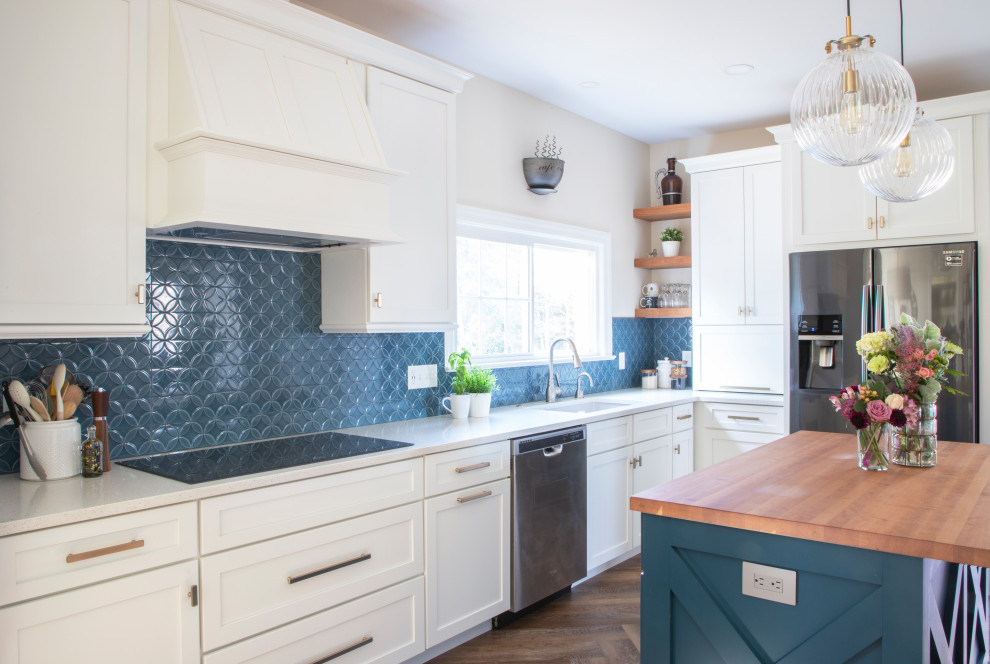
546 337 583 403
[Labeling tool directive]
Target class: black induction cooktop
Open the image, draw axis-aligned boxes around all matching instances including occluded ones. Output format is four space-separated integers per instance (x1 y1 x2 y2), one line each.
116 431 413 484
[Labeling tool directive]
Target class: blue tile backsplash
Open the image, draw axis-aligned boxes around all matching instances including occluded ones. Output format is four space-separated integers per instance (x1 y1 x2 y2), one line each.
0 241 692 475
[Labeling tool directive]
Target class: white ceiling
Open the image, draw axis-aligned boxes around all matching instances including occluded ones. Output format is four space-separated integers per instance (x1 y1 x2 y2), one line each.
296 0 990 144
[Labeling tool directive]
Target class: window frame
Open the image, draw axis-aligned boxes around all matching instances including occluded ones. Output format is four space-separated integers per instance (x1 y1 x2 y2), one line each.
447 205 613 369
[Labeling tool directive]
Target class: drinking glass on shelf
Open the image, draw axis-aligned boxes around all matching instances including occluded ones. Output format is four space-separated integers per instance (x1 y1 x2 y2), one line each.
659 284 670 308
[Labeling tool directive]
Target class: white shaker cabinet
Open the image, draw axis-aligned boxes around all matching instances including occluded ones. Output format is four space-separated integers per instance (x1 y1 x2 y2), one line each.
0 0 149 338
695 401 785 470
0 561 200 664
322 67 458 332
787 115 977 245
671 402 694 480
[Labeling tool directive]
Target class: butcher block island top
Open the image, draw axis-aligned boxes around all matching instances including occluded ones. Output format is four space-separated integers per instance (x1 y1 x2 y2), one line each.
631 430 990 567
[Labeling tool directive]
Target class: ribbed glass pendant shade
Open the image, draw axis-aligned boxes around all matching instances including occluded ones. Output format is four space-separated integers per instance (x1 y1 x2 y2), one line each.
791 44 916 167
859 109 955 202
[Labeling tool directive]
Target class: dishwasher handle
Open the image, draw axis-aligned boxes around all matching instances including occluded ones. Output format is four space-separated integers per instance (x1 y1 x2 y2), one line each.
543 444 563 457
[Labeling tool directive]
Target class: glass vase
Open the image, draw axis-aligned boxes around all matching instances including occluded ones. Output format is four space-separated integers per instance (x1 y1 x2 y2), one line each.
890 403 937 467
857 424 889 471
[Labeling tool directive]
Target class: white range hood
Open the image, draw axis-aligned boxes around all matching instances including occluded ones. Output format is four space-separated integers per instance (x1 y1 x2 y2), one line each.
149 0 403 248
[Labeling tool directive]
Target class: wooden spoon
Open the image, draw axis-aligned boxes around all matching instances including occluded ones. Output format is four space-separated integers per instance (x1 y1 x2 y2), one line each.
63 401 78 419
30 397 51 421
51 364 65 420
62 384 84 412
7 380 42 422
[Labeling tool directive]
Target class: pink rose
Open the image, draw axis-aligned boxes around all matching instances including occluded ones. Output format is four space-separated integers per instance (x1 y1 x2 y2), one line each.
912 349 926 360
926 349 938 361
917 367 934 379
866 399 892 423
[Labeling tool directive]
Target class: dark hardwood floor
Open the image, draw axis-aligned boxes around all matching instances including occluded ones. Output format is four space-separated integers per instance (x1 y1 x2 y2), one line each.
430 555 642 664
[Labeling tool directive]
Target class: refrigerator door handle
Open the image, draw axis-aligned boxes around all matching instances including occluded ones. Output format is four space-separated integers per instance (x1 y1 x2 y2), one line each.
874 285 885 333
861 285 870 382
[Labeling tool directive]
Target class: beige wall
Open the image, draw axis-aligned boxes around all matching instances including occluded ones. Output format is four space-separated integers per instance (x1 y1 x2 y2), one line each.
456 76 651 317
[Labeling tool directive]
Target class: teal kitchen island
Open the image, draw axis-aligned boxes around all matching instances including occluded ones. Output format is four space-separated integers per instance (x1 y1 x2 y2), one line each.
631 430 990 663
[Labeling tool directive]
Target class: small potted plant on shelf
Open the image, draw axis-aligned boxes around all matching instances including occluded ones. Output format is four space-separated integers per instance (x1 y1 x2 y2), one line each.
467 367 499 418
444 349 473 419
660 227 683 257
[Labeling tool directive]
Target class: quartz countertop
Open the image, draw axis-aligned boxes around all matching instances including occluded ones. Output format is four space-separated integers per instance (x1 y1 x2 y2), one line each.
0 387 782 537
631 430 990 567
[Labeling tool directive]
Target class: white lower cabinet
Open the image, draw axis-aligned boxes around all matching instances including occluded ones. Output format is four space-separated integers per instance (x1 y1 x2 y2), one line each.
695 401 785 470
587 445 636 570
425 477 510 647
203 578 425 664
0 561 200 663
631 436 673 548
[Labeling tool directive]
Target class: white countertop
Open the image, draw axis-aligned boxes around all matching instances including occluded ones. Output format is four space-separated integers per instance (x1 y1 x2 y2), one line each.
0 388 783 537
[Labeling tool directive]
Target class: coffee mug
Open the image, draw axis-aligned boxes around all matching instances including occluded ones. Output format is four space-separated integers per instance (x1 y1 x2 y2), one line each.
640 296 658 308
441 394 471 419
642 283 659 297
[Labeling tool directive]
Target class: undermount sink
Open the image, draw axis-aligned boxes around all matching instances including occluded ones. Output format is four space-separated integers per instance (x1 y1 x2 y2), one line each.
539 400 633 413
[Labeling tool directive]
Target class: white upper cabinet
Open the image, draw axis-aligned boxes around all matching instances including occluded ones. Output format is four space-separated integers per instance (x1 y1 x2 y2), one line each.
321 67 458 332
686 148 783 326
0 0 149 338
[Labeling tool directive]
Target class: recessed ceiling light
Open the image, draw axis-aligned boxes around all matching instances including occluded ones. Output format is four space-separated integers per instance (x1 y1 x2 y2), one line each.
724 64 755 75
578 80 600 89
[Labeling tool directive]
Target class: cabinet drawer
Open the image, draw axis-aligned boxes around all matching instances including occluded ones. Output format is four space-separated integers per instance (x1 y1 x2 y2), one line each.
200 459 423 553
201 502 423 651
672 403 694 433
702 402 785 434
633 408 672 443
696 429 784 471
203 577 425 664
587 416 633 455
424 441 509 497
0 503 197 607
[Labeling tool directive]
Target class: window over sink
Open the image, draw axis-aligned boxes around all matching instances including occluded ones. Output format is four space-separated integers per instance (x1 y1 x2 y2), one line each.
451 206 612 368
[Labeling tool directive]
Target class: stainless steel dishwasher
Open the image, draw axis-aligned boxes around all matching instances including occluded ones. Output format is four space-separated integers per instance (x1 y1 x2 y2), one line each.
508 424 588 614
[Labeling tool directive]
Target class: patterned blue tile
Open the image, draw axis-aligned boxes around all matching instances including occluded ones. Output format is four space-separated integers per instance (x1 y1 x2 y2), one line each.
0 241 690 475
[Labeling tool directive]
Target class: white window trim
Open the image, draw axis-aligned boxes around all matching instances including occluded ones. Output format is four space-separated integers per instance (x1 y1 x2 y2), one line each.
446 205 614 370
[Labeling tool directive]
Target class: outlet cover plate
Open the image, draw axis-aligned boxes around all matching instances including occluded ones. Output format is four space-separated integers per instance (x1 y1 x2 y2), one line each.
618 352 626 370
742 561 796 605
407 364 438 390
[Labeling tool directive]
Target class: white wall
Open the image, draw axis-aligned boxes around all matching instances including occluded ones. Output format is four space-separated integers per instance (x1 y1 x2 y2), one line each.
456 76 651 317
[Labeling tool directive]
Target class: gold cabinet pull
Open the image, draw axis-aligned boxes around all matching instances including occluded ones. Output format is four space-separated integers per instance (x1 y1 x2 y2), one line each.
629 455 643 468
674 444 681 454
879 215 886 228
456 489 492 504
135 284 146 304
676 414 692 420
307 636 374 664
727 415 760 421
867 216 874 229
66 539 145 564
188 585 199 607
454 461 491 473
747 306 752 316
287 552 371 584
737 306 743 316
373 292 383 308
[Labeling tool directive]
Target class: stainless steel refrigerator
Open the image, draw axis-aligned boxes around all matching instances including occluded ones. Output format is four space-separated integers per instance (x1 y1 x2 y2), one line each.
789 242 978 443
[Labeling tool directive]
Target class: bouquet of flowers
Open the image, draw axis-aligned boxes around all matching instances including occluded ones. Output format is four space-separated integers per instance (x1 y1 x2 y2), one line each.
829 378 916 470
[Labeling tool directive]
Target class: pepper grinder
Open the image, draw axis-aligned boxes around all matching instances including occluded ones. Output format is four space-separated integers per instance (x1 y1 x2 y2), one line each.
91 388 111 472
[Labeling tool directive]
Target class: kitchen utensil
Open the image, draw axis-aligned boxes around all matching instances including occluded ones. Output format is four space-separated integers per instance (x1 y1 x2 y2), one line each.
63 401 77 419
30 396 51 421
62 384 84 411
8 380 42 422
51 364 66 420
2 381 22 429
38 364 75 390
91 387 110 472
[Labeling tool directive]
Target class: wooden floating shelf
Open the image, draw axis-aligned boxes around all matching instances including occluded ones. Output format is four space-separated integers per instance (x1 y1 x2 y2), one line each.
634 255 691 270
635 308 691 318
633 203 691 222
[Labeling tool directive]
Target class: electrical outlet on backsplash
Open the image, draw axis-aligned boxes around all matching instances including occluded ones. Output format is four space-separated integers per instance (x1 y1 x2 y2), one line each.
0 241 691 475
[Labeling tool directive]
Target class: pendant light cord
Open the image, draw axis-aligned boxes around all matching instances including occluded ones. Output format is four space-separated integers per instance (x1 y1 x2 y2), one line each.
899 0 905 65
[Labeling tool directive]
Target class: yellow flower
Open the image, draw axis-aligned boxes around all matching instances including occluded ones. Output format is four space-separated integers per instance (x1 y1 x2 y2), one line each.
867 355 890 373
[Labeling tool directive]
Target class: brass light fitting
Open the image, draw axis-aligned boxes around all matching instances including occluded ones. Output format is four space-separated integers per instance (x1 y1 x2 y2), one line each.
825 16 876 54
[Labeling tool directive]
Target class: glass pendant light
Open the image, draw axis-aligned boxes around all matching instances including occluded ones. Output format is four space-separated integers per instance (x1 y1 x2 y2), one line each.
859 3 955 202
790 2 916 167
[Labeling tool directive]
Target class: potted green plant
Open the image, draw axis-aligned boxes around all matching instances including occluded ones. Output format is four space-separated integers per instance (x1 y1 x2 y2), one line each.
660 227 684 257
467 366 499 418
444 349 472 419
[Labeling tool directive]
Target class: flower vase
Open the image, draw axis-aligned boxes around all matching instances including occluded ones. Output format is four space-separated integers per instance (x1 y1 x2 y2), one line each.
857 424 889 471
890 402 937 467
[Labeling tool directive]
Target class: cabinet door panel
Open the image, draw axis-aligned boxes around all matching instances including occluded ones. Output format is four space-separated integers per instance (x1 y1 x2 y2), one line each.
632 437 672 547
672 430 693 479
0 0 147 332
366 68 455 326
0 562 199 664
878 115 976 239
693 169 747 325
745 162 784 324
586 447 634 571
693 325 784 394
792 149 876 245
425 478 510 647
696 429 783 471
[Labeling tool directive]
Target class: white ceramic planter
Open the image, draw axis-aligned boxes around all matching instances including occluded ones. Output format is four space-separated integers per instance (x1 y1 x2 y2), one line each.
661 241 681 257
441 394 471 419
469 392 492 418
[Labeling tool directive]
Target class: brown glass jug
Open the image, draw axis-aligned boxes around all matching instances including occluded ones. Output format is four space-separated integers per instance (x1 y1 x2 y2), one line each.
656 157 683 205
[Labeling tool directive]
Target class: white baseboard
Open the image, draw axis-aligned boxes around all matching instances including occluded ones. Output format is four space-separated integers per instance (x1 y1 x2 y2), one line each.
402 620 491 664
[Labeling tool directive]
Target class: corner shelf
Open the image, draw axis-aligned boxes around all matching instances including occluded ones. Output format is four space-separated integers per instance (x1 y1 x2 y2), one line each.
634 256 691 270
635 308 691 318
633 203 691 222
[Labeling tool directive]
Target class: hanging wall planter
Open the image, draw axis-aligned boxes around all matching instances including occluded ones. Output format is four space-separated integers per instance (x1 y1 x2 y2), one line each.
523 135 564 194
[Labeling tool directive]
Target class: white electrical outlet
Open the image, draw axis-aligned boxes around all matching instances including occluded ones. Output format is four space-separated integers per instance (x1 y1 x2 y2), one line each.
406 364 438 390
682 350 692 367
618 352 626 370
741 561 796 605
